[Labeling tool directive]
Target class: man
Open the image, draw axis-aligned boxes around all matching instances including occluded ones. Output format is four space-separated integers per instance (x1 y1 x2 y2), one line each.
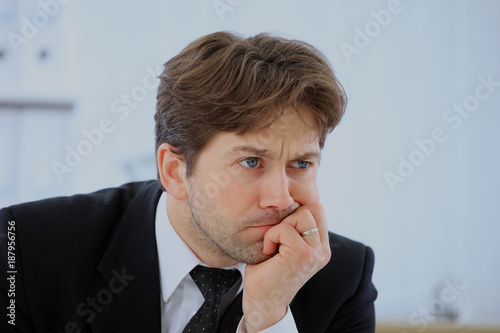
1 31 377 332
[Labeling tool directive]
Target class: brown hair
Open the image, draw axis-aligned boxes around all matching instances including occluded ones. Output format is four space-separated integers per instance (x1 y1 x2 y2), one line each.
155 31 347 177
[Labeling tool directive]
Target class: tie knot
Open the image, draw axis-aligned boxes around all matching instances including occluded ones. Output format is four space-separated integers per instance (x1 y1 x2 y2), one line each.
189 265 241 307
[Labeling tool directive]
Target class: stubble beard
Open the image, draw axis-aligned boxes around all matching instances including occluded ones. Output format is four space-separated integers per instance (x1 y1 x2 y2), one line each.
187 181 277 265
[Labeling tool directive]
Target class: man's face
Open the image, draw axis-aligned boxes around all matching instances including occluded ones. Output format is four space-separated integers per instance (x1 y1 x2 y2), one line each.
184 107 321 265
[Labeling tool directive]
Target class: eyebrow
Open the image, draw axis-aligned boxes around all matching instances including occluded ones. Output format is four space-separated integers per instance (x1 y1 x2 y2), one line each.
225 145 321 162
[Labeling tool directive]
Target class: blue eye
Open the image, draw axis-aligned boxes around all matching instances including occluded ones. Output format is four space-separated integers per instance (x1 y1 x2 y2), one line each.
239 157 260 168
291 160 310 169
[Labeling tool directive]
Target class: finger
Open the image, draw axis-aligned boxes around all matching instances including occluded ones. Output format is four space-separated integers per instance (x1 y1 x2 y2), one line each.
280 208 317 234
300 204 331 264
279 207 321 245
262 222 307 255
297 204 329 245
300 227 319 238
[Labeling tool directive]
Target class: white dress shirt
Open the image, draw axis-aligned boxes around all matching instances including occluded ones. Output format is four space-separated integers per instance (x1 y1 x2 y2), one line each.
155 192 298 332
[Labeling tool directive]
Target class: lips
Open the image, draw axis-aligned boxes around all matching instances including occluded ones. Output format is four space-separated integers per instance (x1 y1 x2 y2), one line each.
249 219 280 229
247 205 299 231
248 224 275 233
248 218 282 233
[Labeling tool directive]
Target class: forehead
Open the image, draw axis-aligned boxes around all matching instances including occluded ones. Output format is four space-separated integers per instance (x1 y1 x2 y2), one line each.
205 107 321 157
245 108 319 146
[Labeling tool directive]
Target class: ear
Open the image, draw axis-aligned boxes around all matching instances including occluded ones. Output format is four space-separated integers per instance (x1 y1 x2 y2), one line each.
157 143 188 200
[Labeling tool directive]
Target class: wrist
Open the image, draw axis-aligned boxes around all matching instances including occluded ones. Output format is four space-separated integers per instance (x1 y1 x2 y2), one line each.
243 298 288 332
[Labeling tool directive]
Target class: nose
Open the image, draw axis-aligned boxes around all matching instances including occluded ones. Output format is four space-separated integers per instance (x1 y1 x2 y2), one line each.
259 168 295 211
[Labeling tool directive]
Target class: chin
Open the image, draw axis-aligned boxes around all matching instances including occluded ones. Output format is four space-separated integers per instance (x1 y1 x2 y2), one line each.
235 247 278 265
220 239 276 265
244 252 276 265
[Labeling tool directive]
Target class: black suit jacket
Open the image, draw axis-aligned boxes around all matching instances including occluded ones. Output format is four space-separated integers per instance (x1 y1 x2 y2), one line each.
0 180 377 332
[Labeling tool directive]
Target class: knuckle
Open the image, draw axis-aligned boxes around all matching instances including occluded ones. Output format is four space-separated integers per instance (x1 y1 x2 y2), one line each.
299 248 316 268
308 203 323 214
310 203 323 210
303 244 315 258
298 208 314 221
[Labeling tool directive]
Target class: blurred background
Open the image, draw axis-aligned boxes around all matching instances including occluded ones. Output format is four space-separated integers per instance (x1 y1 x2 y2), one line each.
0 0 499 330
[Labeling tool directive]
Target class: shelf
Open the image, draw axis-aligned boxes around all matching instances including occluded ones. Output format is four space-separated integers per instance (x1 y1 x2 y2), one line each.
377 324 500 333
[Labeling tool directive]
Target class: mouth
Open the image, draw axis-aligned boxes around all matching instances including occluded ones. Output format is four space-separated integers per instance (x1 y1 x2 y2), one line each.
247 218 283 235
248 209 295 232
248 224 276 233
246 204 300 234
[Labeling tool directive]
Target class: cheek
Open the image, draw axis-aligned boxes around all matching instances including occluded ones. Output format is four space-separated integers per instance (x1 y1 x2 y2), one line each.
289 174 320 205
215 177 258 217
291 184 319 205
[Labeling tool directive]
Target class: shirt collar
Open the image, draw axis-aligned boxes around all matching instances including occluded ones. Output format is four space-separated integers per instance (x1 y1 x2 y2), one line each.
155 192 245 302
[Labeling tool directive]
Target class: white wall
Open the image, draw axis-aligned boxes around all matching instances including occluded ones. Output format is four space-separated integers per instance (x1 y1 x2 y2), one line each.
1 0 499 327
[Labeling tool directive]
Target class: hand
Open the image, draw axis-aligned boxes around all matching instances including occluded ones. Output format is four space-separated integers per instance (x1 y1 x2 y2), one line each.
242 203 332 332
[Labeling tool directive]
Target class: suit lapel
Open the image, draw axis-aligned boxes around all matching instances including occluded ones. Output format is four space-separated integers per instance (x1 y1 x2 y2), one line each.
89 181 163 333
218 292 243 333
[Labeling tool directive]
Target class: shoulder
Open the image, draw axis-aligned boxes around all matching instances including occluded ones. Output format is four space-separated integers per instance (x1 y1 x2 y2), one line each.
308 232 375 296
2 180 159 226
328 232 375 277
0 180 161 256
291 232 377 331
